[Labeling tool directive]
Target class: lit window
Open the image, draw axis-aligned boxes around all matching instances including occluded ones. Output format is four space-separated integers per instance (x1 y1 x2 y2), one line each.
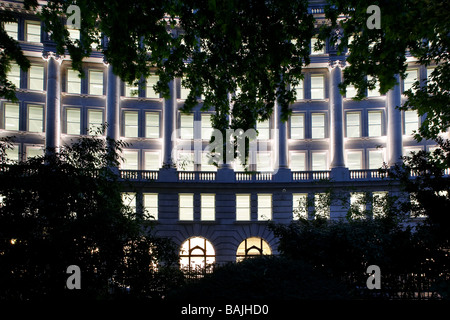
201 114 214 140
27 105 43 132
179 237 215 271
145 112 160 138
345 83 357 98
67 28 80 41
125 82 139 97
293 193 308 220
7 64 21 88
404 110 419 135
124 111 139 138
236 237 272 262
368 150 384 169
5 145 19 163
177 152 194 171
257 194 272 221
290 113 304 139
311 113 325 139
372 191 388 218
403 69 418 92
66 108 81 135
29 65 44 91
236 194 251 221
180 78 190 100
143 193 158 220
294 80 304 100
87 109 103 134
290 152 306 171
350 192 366 218
144 151 160 171
25 20 41 42
89 70 103 95
368 111 382 137
26 145 43 159
346 151 363 170
179 194 194 221
122 192 136 216
5 22 18 40
314 193 330 219
311 37 325 55
121 150 139 170
346 112 361 138
310 74 325 99
257 119 270 140
67 69 81 94
367 75 380 97
146 75 159 99
201 194 215 221
201 152 217 172
4 103 20 131
256 152 272 172
180 114 194 139
312 152 327 171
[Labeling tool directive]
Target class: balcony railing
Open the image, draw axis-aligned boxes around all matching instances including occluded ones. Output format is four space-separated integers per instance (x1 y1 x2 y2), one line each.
178 171 216 182
349 169 388 180
235 172 273 182
292 171 330 181
120 170 158 181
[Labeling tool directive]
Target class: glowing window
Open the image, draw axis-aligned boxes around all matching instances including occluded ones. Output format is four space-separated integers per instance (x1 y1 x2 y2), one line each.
179 237 215 271
236 237 272 262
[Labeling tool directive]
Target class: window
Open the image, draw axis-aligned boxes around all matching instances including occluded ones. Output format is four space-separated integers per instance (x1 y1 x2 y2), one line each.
146 76 159 99
4 103 19 131
372 191 388 218
367 75 380 97
29 65 44 91
27 105 43 132
293 193 308 220
122 192 136 217
67 28 80 41
179 237 215 271
67 69 81 94
179 194 194 221
290 153 306 171
5 22 18 40
294 80 304 100
427 67 435 87
236 194 251 221
404 69 418 92
25 20 41 42
257 152 272 172
7 64 21 88
125 82 139 97
350 192 366 218
346 112 361 138
311 37 325 55
89 70 103 95
5 145 19 163
145 112 160 138
368 111 383 137
345 84 357 98
312 152 327 171
368 150 384 169
26 145 43 159
180 114 194 139
201 152 217 172
180 78 189 100
310 74 325 99
201 114 214 140
66 108 81 135
201 194 215 221
87 109 103 134
121 150 139 170
257 119 270 140
314 193 330 219
404 110 419 135
311 113 325 139
257 194 272 221
346 151 363 170
236 237 272 262
144 151 161 170
143 193 158 220
177 152 194 171
290 113 304 139
124 111 139 138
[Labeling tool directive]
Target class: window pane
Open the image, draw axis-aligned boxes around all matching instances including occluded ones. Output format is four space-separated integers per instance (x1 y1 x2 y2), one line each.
66 108 81 135
180 114 194 139
7 64 21 88
314 193 329 219
26 21 41 42
404 69 418 92
257 119 270 140
369 150 384 169
311 37 324 55
346 84 357 98
89 70 103 95
122 150 138 170
180 78 189 99
28 105 43 132
311 75 324 99
26 146 43 159
146 76 159 98
293 193 308 220
290 114 304 139
4 103 20 131
144 152 160 170
294 80 303 100
368 111 382 137
177 152 194 171
143 193 158 220
346 112 361 138
179 194 194 220
145 112 159 138
29 66 44 91
124 112 138 137
404 110 419 135
5 22 18 40
311 113 325 139
347 151 362 170
201 194 215 221
367 75 380 97
312 153 327 171
88 110 103 134
290 153 305 171
257 194 272 221
201 114 213 140
67 69 81 94
125 83 139 97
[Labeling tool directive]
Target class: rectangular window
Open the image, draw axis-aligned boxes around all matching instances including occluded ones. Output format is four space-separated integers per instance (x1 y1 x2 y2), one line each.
143 193 158 220
311 75 325 99
29 65 44 91
367 75 380 97
236 194 251 221
180 78 189 100
5 22 18 40
121 150 139 170
290 152 306 171
177 152 194 171
368 111 382 137
293 193 308 220
4 103 20 131
345 84 357 98
312 152 327 171
372 191 388 218
294 80 304 100
67 69 81 94
144 151 161 171
66 108 81 135
314 193 330 219
257 152 272 172
346 151 363 170
5 145 19 162
427 67 435 86
146 76 159 99
257 194 272 221
180 114 194 139
145 112 160 138
87 109 103 134
404 69 418 92
311 37 324 55
311 113 325 139
404 110 419 135
368 150 384 169
201 152 217 172
27 105 43 132
201 194 215 221
290 113 304 139
350 192 366 218
26 145 43 159
89 70 103 95
124 111 139 138
122 193 136 216
257 119 270 140
346 112 361 138
7 64 21 88
179 194 194 221
125 82 139 97
201 114 214 140
25 20 41 42
67 28 80 41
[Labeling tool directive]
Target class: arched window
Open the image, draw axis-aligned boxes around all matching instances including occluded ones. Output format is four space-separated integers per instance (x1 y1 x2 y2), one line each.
236 237 272 262
179 237 215 272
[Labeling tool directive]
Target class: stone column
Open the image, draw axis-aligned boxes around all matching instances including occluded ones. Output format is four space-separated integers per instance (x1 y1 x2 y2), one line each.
44 52 62 154
106 64 120 142
273 100 291 182
387 74 403 167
